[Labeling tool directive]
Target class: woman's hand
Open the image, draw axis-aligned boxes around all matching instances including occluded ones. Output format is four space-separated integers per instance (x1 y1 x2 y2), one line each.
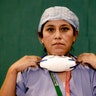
0 55 41 96
9 55 42 73
77 53 96 69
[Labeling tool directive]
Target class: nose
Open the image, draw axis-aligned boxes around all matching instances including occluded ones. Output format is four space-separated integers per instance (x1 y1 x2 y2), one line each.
54 31 62 39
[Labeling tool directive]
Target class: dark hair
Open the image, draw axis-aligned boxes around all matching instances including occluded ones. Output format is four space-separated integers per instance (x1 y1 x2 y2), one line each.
38 21 48 38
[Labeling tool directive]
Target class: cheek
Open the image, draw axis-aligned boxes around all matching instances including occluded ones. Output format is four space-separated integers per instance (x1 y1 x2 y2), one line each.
63 33 75 47
42 35 52 46
64 34 74 41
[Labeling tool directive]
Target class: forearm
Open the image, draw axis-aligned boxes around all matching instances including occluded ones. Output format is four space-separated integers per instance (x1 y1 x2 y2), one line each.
0 67 18 96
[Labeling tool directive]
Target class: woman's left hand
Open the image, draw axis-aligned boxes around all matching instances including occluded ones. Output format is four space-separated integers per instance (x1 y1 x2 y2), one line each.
77 53 96 69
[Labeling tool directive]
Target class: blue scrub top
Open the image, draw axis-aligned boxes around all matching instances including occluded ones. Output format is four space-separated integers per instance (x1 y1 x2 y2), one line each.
16 64 96 96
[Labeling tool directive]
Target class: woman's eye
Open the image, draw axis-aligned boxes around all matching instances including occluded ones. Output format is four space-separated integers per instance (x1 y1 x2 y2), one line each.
61 27 69 32
46 28 54 32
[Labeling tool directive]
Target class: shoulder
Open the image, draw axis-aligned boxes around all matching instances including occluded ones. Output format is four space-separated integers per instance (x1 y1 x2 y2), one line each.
72 64 96 78
17 67 49 83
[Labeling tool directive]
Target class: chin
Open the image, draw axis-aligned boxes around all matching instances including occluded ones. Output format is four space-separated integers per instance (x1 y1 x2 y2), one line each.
49 52 67 56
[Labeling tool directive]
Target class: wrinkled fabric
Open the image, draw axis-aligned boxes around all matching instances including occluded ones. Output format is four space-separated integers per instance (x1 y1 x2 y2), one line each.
16 64 96 96
38 6 79 32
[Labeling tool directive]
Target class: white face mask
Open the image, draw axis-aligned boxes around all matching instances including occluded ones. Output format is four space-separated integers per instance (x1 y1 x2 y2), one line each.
40 55 76 72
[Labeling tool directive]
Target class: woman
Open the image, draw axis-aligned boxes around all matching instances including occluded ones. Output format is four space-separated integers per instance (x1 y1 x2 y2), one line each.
16 6 96 96
0 6 96 96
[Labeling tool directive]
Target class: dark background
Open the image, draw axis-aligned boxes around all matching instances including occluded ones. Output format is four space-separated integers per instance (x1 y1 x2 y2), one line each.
0 0 96 87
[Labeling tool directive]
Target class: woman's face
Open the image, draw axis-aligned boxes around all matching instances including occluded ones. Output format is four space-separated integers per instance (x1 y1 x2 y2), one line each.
40 20 78 56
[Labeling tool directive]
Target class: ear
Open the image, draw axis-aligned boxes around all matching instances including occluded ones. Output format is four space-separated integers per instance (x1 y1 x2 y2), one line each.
38 32 43 44
40 39 44 44
38 36 44 44
73 30 78 42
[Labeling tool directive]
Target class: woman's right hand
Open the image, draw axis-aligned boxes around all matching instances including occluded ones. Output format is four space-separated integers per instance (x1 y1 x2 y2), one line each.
9 55 42 74
0 55 41 96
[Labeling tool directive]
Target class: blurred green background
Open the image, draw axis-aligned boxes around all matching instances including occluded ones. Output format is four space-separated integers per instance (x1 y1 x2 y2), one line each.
0 0 96 87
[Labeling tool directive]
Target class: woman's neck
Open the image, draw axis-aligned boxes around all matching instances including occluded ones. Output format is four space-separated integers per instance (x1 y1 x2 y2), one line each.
58 71 71 83
58 71 67 83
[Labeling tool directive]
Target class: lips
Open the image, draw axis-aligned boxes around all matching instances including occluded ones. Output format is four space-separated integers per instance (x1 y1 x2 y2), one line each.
52 42 65 46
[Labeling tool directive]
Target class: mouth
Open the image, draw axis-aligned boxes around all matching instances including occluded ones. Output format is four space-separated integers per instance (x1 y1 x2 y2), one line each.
52 43 65 46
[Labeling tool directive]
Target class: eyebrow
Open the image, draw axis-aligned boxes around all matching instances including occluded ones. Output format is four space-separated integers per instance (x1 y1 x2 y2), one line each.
46 23 70 27
60 24 70 27
45 25 54 27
